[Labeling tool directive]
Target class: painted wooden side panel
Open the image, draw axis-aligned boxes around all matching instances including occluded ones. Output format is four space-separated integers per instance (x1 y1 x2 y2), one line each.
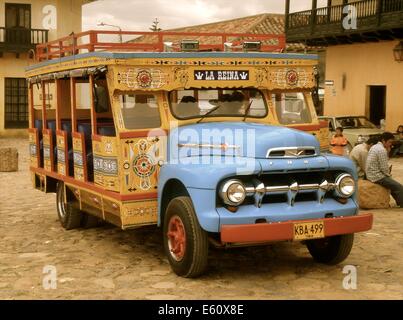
56 131 69 176
28 128 40 168
111 64 316 92
93 135 120 192
120 135 167 196
121 199 158 228
72 132 87 182
42 130 54 172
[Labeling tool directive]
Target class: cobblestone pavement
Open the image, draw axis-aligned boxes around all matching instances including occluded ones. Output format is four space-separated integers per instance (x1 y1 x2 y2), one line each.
0 137 402 300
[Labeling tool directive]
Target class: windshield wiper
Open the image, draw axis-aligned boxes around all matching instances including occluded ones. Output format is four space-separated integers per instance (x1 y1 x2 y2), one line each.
243 100 254 122
197 105 221 123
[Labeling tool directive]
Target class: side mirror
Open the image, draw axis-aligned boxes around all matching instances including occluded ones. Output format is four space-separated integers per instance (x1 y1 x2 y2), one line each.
93 85 109 113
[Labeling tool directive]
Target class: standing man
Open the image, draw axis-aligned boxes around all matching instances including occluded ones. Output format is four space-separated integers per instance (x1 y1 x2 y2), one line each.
366 132 403 208
349 137 378 179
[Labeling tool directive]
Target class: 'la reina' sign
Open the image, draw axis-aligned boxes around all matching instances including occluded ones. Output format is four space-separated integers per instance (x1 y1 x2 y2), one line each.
194 70 250 81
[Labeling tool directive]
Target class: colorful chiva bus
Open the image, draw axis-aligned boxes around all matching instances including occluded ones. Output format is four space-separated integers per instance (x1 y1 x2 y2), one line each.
26 31 371 277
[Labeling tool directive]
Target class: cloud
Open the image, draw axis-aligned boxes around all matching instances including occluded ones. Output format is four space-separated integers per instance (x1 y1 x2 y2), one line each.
82 0 313 31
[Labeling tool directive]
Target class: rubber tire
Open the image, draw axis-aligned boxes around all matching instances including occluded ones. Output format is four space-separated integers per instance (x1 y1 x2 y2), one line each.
163 196 209 278
56 182 82 230
306 234 354 265
81 213 102 229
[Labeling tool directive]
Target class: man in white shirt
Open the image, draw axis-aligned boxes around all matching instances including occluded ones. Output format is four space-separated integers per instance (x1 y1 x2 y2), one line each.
349 137 378 179
366 132 403 208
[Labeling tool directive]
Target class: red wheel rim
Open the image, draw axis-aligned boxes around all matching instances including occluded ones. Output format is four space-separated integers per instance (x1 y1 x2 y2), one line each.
167 215 186 261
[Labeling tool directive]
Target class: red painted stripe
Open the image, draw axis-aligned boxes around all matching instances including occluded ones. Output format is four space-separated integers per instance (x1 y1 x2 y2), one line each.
30 167 158 202
119 129 168 139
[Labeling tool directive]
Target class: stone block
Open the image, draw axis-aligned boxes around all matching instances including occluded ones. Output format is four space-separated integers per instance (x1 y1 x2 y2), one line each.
358 179 391 209
0 148 18 172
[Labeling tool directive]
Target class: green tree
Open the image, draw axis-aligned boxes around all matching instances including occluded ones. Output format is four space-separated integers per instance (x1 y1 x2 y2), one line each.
150 18 162 32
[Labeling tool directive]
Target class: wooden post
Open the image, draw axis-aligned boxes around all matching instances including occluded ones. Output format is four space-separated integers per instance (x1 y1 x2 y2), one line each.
41 81 47 129
89 74 97 136
55 79 61 131
70 77 77 133
29 83 34 129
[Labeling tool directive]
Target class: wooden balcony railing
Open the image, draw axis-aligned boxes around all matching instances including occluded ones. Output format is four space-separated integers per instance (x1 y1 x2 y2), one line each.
0 27 48 53
286 0 403 44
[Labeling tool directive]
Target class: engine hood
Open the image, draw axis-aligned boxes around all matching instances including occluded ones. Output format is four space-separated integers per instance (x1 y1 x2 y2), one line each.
168 122 320 160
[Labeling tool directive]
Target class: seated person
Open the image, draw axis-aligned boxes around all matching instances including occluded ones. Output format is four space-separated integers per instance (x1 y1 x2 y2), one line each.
349 136 378 179
330 127 348 156
391 125 403 157
366 132 403 208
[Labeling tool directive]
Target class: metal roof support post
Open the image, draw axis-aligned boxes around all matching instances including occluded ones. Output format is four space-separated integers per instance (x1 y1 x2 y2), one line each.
285 0 290 32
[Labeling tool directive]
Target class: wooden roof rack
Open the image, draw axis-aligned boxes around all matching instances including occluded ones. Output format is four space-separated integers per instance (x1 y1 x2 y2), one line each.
35 30 286 62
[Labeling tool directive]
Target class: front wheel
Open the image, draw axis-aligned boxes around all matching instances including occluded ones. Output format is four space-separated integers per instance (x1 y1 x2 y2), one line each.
163 196 209 278
306 234 354 265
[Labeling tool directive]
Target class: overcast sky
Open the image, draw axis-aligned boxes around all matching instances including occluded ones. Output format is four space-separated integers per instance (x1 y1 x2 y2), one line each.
83 0 327 31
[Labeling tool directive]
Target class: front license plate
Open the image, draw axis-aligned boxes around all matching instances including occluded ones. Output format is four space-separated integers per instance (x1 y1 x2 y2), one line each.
294 221 325 240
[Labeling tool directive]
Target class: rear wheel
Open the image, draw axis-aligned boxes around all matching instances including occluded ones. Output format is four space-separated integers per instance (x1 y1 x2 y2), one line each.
81 213 103 229
56 182 82 230
306 234 354 265
163 196 209 278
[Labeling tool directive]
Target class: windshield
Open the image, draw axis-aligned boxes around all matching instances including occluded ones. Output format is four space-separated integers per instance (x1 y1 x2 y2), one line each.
169 89 267 120
272 92 313 125
119 93 161 129
335 117 377 129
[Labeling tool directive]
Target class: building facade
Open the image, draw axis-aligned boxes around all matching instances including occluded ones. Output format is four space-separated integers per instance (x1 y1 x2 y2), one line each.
0 0 94 136
286 0 403 131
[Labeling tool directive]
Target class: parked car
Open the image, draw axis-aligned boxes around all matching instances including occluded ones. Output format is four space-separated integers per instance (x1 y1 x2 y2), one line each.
318 116 383 152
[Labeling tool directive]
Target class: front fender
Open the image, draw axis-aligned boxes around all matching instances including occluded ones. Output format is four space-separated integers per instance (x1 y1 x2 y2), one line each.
157 156 262 232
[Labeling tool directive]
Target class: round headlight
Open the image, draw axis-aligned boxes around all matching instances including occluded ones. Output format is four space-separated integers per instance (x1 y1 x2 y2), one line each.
335 173 355 198
219 179 246 206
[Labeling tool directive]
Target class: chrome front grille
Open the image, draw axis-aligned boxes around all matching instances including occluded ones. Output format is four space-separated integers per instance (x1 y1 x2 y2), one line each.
245 179 336 207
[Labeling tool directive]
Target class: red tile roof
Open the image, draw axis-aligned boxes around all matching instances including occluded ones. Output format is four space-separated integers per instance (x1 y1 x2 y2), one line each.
130 13 319 52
